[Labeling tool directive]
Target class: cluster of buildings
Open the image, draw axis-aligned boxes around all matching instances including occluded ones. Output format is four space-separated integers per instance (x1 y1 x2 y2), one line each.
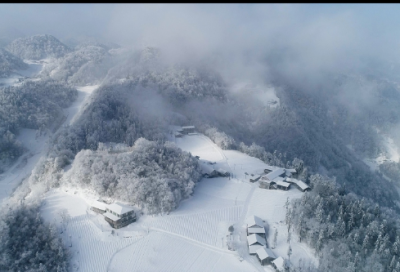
246 216 287 271
91 201 136 229
249 166 310 192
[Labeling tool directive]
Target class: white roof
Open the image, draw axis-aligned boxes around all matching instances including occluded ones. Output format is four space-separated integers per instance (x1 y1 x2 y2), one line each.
294 180 310 190
286 168 297 173
256 247 276 260
248 245 263 254
285 177 292 182
248 227 265 234
266 168 285 180
181 126 195 129
91 200 107 211
246 215 264 228
107 203 134 215
188 132 198 135
272 176 285 182
272 256 285 271
104 212 119 221
276 181 291 188
247 234 266 246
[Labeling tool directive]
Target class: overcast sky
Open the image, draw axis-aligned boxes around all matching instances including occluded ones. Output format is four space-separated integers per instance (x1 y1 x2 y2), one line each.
1 4 400 87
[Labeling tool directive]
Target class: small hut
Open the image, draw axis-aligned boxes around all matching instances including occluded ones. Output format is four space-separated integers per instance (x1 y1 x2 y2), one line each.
256 247 277 265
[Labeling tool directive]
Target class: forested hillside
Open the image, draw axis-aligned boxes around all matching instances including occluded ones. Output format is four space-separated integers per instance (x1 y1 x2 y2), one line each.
6 34 71 60
0 80 77 172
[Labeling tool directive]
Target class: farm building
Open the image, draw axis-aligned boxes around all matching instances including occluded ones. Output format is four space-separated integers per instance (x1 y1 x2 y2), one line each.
247 234 267 254
275 180 291 191
91 200 107 214
104 202 136 229
265 168 285 181
259 178 276 189
181 126 195 134
256 246 277 265
246 215 264 229
272 256 288 272
286 178 310 192
247 226 266 238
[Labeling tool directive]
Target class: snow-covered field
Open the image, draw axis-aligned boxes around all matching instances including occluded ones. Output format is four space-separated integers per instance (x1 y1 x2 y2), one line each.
39 133 317 272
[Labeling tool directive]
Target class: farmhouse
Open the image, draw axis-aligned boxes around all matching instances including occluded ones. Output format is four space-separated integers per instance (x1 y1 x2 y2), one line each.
181 126 195 134
259 178 276 189
246 215 264 229
256 246 277 265
275 180 291 191
272 256 287 272
104 202 136 229
265 168 285 181
91 200 107 214
246 215 266 238
286 178 310 192
247 234 267 254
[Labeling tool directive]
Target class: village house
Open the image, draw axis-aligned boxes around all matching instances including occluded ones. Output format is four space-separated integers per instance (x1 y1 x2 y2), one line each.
256 246 277 265
259 178 276 189
90 200 107 214
265 168 285 181
246 215 266 238
181 126 195 134
247 234 267 254
286 178 311 192
272 256 288 272
103 202 136 229
275 180 291 191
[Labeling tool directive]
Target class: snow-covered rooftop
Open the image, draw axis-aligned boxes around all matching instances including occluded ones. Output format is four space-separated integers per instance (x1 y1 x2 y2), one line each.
272 256 285 271
247 234 266 246
91 200 107 211
248 245 263 254
182 126 195 130
286 168 297 173
272 176 285 182
265 168 285 180
256 247 276 260
246 215 264 228
107 203 134 215
294 179 310 190
276 181 291 188
104 212 119 222
247 227 265 234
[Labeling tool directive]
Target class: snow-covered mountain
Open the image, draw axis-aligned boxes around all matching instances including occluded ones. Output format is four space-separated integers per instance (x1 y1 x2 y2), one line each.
6 34 71 60
0 48 28 77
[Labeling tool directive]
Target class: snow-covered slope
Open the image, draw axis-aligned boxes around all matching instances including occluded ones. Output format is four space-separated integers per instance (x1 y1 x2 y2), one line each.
7 34 71 60
40 133 317 272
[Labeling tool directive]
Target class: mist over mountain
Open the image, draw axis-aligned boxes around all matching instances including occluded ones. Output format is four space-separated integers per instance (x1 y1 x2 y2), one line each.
2 4 400 272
